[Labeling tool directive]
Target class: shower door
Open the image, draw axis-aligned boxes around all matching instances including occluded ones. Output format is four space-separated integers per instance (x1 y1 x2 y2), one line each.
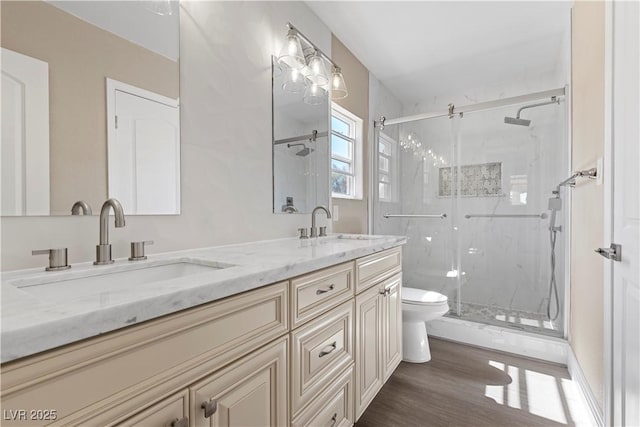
372 99 568 338
454 103 567 337
372 115 461 310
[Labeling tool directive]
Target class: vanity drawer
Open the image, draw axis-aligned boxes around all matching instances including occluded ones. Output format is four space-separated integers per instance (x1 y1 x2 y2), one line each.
291 300 354 416
291 261 354 328
355 247 402 293
292 365 354 427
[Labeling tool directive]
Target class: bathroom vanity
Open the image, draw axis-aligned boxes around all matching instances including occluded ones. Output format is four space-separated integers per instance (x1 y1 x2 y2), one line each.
1 236 405 426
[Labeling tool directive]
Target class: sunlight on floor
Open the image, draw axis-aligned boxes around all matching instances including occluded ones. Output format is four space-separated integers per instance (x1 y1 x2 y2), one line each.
485 360 595 426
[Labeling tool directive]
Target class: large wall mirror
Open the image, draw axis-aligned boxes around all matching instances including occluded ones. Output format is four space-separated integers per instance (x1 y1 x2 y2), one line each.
1 0 180 216
272 57 330 214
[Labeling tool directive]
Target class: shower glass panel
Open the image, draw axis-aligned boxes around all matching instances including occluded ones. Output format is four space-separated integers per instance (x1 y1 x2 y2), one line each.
372 116 460 313
372 97 567 338
453 102 567 337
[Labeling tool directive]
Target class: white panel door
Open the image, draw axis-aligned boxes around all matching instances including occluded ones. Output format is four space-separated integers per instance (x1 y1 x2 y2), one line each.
107 79 180 215
611 2 640 425
1 48 50 216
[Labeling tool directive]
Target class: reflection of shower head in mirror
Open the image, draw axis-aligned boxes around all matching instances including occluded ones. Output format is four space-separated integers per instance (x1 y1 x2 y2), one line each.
287 143 314 157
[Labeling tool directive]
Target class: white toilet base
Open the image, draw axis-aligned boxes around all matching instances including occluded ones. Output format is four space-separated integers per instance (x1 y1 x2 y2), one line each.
402 320 431 363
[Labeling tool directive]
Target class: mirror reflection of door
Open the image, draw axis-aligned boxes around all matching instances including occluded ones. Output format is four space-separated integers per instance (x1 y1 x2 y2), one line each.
106 79 180 215
1 48 50 216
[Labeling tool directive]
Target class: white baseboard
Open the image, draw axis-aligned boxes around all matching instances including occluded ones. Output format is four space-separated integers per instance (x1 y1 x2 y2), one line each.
427 316 569 364
567 347 604 427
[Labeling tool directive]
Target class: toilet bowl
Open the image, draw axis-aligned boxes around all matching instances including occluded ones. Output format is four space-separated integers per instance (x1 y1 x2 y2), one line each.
402 287 449 363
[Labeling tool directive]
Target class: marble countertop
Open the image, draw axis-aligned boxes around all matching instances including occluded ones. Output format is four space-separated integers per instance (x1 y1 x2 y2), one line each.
1 234 406 363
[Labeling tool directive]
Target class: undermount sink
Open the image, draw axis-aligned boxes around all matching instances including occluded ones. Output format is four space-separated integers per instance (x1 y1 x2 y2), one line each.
12 259 234 304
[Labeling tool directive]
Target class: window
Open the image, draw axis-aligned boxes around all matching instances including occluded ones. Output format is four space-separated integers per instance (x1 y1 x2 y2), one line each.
378 132 398 202
331 104 363 199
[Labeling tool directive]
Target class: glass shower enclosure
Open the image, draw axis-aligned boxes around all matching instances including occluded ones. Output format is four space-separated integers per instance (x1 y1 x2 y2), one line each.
372 90 569 337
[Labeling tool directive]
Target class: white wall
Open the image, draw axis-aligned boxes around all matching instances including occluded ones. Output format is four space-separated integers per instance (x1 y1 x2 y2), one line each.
0 1 332 271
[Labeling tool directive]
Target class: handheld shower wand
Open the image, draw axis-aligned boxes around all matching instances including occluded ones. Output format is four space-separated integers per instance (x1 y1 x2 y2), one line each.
545 166 598 321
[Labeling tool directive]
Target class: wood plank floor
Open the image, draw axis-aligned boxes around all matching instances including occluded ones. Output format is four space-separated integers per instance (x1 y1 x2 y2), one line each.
356 338 594 427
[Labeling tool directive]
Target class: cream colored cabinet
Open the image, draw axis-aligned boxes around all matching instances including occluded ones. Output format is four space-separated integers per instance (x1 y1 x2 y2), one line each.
290 300 354 416
0 247 403 427
1 282 288 426
190 337 288 427
292 366 354 427
354 284 383 419
354 271 403 420
381 274 402 381
115 390 189 427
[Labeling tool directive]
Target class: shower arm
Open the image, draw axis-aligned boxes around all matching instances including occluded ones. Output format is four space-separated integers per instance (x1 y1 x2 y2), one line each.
555 168 598 192
515 97 560 119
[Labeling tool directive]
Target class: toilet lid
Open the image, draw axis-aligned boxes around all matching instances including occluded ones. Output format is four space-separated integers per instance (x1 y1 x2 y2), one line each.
402 287 448 306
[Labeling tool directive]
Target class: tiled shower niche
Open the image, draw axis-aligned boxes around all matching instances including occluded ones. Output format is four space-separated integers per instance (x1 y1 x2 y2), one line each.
438 162 502 197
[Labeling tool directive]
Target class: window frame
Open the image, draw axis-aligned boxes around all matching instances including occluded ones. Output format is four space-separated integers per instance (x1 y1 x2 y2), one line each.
377 132 398 203
331 103 363 200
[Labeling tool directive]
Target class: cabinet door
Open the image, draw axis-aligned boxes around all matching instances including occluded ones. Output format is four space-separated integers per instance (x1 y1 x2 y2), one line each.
116 390 189 427
382 274 402 381
190 337 288 427
354 285 383 420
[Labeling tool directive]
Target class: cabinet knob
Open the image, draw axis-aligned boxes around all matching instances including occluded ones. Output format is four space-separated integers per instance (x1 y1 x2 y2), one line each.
202 399 218 418
32 248 71 271
330 413 338 427
170 416 189 427
298 228 309 239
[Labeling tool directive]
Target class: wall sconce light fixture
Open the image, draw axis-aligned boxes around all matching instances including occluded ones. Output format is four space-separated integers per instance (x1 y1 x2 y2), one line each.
277 23 348 103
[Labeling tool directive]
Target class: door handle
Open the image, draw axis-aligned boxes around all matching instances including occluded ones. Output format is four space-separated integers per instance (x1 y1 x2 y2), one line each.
595 243 622 262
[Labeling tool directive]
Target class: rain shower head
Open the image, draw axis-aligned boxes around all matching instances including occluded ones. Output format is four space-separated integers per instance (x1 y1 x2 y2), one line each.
504 96 560 127
287 143 314 157
296 147 314 156
504 116 531 126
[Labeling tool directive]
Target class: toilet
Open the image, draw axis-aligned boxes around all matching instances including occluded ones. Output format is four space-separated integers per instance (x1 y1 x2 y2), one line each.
402 287 449 363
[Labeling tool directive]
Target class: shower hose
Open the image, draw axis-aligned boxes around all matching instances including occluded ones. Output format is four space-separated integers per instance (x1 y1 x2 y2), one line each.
547 228 560 321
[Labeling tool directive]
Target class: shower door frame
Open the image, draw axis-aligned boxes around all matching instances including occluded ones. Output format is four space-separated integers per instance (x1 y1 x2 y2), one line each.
369 86 573 339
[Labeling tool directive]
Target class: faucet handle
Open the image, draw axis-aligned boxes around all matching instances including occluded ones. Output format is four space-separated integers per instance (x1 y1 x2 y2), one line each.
298 228 309 239
129 240 153 261
319 226 327 237
32 248 71 271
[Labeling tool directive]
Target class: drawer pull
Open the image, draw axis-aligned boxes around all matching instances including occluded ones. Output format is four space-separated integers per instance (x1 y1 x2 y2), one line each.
171 417 189 427
330 413 338 427
316 284 335 295
202 399 218 418
319 341 337 357
379 288 391 296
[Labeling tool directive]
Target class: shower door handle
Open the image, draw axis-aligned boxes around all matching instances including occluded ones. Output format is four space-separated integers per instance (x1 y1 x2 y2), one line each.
595 243 622 262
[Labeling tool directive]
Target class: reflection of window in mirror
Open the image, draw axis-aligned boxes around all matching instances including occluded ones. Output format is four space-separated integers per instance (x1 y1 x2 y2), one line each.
331 104 363 199
378 133 398 203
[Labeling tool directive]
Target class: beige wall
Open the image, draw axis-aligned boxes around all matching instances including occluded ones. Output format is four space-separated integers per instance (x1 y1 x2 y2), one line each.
331 36 370 234
570 0 605 410
1 1 178 215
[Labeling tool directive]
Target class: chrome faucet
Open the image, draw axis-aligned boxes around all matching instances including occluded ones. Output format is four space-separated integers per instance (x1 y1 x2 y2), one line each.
94 198 126 265
310 205 331 238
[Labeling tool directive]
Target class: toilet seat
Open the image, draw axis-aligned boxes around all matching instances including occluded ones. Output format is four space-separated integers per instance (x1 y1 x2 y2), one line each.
402 287 448 306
